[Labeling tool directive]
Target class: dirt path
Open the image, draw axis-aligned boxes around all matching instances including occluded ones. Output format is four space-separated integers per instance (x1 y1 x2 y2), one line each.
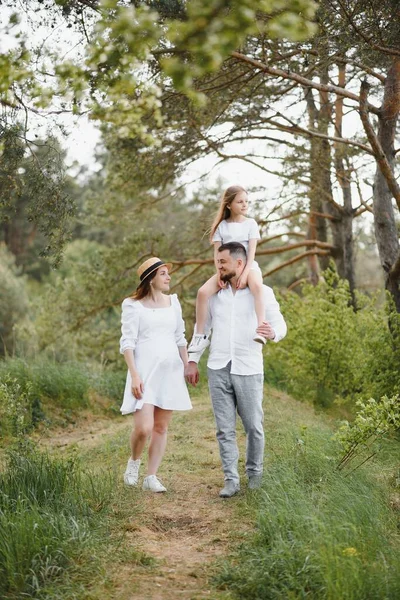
38 392 253 600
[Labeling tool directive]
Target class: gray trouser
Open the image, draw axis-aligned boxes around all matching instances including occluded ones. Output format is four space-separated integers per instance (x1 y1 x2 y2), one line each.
207 363 264 484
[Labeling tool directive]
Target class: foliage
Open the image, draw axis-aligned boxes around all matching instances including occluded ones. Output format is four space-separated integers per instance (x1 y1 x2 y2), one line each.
216 423 400 599
0 377 36 438
0 357 91 412
0 128 76 269
1 1 317 140
0 447 116 597
336 395 400 471
263 270 400 408
0 244 29 356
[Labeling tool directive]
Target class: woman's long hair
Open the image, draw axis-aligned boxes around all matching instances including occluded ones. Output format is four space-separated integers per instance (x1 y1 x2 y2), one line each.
209 185 247 243
130 269 158 300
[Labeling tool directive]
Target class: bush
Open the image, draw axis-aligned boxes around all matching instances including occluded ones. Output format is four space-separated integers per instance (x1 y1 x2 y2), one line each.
0 357 90 411
263 271 400 408
0 447 115 597
0 245 29 357
0 377 36 438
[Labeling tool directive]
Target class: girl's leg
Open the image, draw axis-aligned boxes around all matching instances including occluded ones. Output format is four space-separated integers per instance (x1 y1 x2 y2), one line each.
247 270 265 328
196 274 220 334
147 408 174 475
130 403 155 460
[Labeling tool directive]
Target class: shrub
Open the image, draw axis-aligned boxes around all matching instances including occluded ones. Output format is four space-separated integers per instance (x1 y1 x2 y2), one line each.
0 377 35 438
263 272 400 409
0 357 90 410
0 245 29 357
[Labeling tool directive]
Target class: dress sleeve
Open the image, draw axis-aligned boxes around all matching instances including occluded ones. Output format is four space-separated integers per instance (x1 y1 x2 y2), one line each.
120 299 140 354
172 294 187 347
212 223 223 243
248 218 261 240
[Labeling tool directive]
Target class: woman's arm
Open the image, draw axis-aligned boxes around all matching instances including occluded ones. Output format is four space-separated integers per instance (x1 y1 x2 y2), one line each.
123 349 144 399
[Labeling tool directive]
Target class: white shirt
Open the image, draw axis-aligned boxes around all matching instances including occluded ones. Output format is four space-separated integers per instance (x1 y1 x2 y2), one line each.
212 218 260 253
190 285 287 375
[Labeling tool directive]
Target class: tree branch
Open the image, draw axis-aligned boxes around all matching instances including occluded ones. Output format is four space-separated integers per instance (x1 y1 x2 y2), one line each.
262 250 331 277
231 51 381 115
359 80 400 211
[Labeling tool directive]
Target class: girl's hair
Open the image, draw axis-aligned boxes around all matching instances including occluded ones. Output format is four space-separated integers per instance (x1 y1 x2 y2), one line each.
130 269 158 300
209 185 247 243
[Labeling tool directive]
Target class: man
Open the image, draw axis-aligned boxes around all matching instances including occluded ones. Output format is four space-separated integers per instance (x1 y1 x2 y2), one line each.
186 242 287 498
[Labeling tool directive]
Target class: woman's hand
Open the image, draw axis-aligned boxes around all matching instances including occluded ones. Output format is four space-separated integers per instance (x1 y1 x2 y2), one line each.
237 270 249 289
131 374 144 399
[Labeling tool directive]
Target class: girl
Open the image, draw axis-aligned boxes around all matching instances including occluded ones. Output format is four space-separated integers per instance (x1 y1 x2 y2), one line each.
189 185 266 351
120 257 192 492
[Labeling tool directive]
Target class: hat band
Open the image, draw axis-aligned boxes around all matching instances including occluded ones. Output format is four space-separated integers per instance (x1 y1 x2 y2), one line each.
140 260 165 282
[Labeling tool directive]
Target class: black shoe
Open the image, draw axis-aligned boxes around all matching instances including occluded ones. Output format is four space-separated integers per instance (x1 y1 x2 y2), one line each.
219 480 240 498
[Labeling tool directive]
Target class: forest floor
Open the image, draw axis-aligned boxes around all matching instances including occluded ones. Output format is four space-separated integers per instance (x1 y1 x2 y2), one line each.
33 385 346 600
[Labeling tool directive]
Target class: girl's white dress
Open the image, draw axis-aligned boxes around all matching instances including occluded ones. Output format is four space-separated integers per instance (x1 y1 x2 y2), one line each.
212 218 262 272
119 294 192 415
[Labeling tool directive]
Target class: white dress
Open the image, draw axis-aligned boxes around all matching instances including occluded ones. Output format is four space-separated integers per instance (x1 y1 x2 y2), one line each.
212 218 262 273
119 294 192 415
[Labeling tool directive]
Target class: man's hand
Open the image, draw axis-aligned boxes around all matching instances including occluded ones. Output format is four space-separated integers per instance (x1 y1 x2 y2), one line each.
185 362 199 386
256 320 276 340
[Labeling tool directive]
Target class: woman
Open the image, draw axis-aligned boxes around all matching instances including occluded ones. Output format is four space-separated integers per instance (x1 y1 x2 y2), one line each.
120 257 192 492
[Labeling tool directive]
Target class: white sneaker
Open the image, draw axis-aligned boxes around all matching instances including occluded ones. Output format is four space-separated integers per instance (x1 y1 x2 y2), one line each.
142 475 167 493
188 333 210 353
123 458 141 486
253 334 266 345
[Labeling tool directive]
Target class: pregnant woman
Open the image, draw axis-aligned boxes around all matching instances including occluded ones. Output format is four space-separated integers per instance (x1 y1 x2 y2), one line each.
120 257 192 492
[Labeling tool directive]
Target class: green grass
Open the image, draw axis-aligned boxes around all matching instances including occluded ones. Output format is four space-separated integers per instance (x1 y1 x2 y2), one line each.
0 445 117 598
216 418 400 599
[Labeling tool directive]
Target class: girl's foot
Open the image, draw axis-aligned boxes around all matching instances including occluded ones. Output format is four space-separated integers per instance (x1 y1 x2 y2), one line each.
142 475 167 493
188 333 210 353
253 333 266 345
123 458 141 486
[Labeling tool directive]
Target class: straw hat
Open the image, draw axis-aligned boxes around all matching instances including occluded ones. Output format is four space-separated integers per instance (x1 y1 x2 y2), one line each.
137 257 173 284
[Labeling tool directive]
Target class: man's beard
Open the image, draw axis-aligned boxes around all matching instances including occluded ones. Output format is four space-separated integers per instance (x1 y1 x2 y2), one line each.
220 270 236 283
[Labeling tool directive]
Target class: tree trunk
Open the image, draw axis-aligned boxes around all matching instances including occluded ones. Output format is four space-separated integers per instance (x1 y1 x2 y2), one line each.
373 58 400 311
334 64 356 303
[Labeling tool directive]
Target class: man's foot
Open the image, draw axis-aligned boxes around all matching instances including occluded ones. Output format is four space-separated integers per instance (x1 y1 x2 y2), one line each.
248 475 262 490
188 333 210 353
253 334 266 345
142 475 167 493
219 480 240 498
123 458 141 486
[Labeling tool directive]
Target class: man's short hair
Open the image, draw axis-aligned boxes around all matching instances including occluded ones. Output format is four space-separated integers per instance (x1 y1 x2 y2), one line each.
218 242 247 262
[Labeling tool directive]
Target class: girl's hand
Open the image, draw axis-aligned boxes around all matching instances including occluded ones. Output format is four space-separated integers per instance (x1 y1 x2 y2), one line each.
237 271 249 289
131 374 144 399
218 277 227 289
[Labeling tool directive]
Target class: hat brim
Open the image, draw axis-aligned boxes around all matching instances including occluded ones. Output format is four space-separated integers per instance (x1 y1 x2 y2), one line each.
139 262 173 284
